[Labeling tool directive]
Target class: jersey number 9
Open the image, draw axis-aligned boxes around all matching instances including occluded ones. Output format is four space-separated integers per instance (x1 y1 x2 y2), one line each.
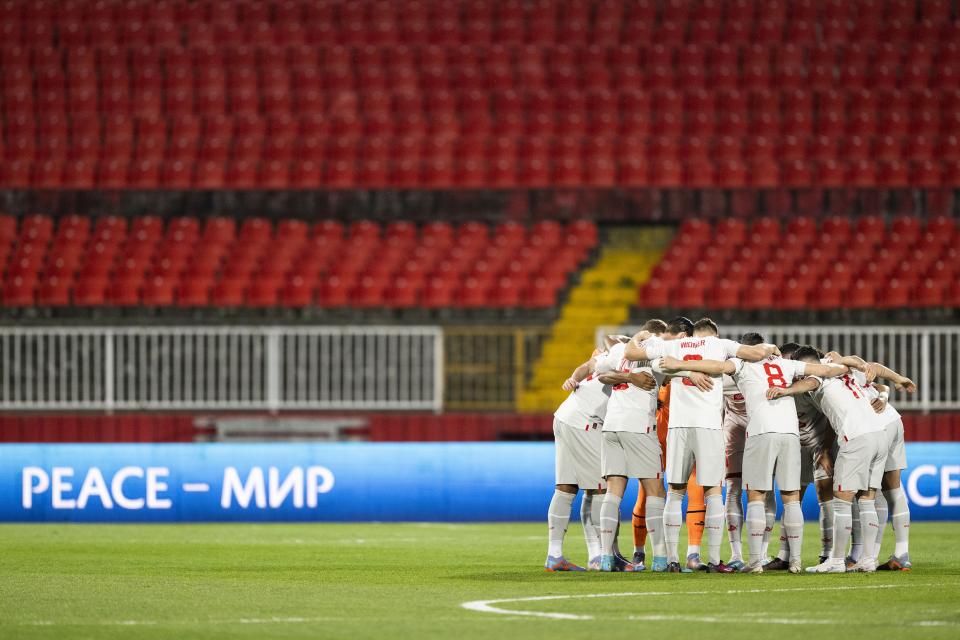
681 354 702 387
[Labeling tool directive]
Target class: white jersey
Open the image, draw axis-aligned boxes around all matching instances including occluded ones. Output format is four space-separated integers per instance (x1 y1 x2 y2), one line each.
851 369 902 425
808 373 886 441
645 335 742 430
722 374 748 428
554 372 611 429
795 392 832 449
730 356 807 437
596 340 665 433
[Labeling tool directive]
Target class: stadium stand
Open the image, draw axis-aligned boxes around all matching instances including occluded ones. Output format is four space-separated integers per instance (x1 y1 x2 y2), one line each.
0 0 957 445
0 214 598 309
638 214 960 311
0 0 959 189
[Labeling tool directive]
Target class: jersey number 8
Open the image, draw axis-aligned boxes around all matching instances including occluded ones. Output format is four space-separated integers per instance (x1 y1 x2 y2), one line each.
764 362 788 388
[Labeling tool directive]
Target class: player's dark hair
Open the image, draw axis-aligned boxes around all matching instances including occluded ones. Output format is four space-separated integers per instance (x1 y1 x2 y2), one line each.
779 342 802 358
814 347 825 358
642 318 668 335
693 317 719 336
793 345 821 363
665 316 694 336
739 331 765 346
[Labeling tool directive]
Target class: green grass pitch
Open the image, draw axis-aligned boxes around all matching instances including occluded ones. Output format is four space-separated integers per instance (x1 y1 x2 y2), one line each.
1 522 959 639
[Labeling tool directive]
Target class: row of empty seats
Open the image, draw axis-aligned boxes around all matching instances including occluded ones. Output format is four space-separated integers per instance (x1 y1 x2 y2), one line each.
641 215 960 309
1 0 960 188
6 157 959 189
1 0 956 47
7 41 960 76
5 46 960 114
0 214 597 309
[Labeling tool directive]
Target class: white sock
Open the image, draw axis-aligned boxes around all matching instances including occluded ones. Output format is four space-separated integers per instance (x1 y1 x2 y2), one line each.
664 489 683 563
777 485 807 562
858 497 879 563
782 501 804 563
705 494 724 566
761 490 776 558
646 495 666 558
547 490 575 558
776 526 790 561
849 499 862 561
874 492 889 552
818 500 834 558
884 486 911 557
725 478 744 562
746 500 766 564
599 493 622 557
581 493 601 560
831 498 853 561
592 490 604 541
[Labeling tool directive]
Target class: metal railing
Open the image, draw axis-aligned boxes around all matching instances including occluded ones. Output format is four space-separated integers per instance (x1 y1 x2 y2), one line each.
597 325 960 412
0 326 443 411
5 323 948 413
443 326 551 410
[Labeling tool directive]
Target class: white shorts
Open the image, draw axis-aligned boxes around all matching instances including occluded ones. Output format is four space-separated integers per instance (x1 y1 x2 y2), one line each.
883 418 907 472
743 432 801 492
666 428 724 487
724 420 746 475
601 430 663 479
554 418 604 490
834 431 886 493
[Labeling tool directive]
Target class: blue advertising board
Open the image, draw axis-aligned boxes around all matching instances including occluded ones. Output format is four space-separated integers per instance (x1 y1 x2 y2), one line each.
0 442 958 522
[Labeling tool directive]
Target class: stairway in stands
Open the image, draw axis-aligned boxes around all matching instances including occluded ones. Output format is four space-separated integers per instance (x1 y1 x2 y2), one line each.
518 226 673 413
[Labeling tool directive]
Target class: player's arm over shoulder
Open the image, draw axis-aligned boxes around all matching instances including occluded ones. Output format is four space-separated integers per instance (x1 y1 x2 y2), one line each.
563 356 598 390
624 331 657 361
826 351 916 393
651 359 714 391
734 341 780 362
659 355 734 376
798 360 848 379
766 375 822 399
866 361 917 393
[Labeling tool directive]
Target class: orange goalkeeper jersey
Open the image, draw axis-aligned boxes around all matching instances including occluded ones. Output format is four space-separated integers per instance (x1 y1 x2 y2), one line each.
656 382 670 452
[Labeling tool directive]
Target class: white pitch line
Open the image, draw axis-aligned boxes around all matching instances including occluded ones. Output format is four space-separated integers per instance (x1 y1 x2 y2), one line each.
628 614 838 625
21 616 335 627
461 583 932 621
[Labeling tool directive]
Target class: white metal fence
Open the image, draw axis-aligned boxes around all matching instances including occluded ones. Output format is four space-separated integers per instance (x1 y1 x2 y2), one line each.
597 325 960 412
0 327 443 411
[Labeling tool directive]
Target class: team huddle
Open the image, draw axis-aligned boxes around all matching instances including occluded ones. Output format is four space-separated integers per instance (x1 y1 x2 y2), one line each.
546 316 916 574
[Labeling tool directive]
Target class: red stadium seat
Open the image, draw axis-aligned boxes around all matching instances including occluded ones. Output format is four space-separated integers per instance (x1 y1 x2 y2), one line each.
1 5 950 190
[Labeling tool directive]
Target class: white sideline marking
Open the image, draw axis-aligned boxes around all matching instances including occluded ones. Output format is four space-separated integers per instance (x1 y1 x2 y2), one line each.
629 614 836 625
181 483 210 492
461 583 929 621
22 616 334 627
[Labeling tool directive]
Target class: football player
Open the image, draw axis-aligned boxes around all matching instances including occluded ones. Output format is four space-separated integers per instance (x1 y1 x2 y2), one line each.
625 318 777 572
